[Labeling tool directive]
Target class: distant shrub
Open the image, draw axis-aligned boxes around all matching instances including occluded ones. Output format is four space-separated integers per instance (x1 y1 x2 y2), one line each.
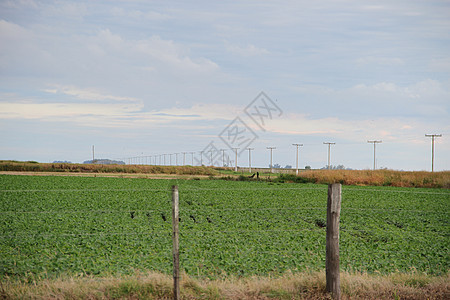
237 175 249 181
274 174 315 184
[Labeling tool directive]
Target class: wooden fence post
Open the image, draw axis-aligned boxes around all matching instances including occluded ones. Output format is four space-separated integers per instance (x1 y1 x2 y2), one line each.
172 185 180 300
326 183 341 299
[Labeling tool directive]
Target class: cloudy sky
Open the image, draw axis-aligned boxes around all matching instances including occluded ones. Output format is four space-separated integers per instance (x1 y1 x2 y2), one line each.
1 0 449 171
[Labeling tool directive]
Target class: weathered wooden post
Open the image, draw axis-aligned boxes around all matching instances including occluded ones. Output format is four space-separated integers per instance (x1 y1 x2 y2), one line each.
326 183 341 299
172 185 180 300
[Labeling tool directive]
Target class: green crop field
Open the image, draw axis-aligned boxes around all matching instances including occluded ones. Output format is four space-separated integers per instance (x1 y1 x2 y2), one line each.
0 174 448 281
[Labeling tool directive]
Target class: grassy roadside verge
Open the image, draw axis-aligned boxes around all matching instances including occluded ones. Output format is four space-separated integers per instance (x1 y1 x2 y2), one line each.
215 169 449 188
1 161 449 188
0 161 217 176
1 271 448 299
294 169 450 188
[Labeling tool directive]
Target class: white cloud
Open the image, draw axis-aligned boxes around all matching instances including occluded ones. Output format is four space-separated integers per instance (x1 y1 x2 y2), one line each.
0 19 29 39
360 5 388 11
350 80 448 101
429 57 450 72
226 43 270 56
355 56 404 66
0 91 240 128
156 103 240 121
0 20 219 86
81 29 219 73
130 34 219 72
2 0 38 9
0 102 141 120
110 7 171 21
42 85 140 102
42 1 87 19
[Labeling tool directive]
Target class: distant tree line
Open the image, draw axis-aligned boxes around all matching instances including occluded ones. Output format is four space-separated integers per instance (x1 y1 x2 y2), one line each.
83 159 125 165
320 165 352 170
270 164 293 169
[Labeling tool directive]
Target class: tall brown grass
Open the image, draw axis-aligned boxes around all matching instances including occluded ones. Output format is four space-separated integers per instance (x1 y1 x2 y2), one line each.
1 271 448 299
297 169 449 188
0 161 217 176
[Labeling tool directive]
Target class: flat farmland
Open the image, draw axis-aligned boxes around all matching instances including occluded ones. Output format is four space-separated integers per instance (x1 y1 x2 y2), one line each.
0 174 448 281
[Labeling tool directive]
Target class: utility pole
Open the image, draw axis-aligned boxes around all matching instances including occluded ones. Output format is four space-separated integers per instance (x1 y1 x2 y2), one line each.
232 148 239 172
323 142 336 170
267 147 276 173
425 134 442 172
247 148 254 173
200 151 203 166
182 152 186 165
367 140 382 170
190 152 194 165
209 150 213 166
169 154 173 166
220 149 226 167
92 145 95 163
175 153 179 166
163 154 167 166
292 143 303 175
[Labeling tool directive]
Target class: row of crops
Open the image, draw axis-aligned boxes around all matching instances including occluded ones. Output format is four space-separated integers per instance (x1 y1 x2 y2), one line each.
0 175 448 280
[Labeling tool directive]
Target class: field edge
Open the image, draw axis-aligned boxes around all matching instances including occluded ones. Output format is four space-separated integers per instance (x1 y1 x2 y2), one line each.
1 160 449 188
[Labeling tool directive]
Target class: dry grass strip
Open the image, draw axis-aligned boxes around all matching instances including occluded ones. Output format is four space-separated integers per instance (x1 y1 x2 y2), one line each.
1 271 448 299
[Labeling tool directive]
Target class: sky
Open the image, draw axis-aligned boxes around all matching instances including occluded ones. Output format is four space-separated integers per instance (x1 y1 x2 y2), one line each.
0 0 449 171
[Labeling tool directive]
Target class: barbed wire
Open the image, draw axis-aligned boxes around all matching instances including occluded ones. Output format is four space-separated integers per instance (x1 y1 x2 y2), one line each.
181 207 326 212
7 246 425 263
180 228 324 234
2 206 446 215
341 207 446 213
179 187 327 191
3 225 445 240
1 186 448 195
0 209 163 215
340 228 449 238
0 231 172 239
176 187 450 196
181 207 444 213
0 188 171 193
3 227 438 240
342 188 449 195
